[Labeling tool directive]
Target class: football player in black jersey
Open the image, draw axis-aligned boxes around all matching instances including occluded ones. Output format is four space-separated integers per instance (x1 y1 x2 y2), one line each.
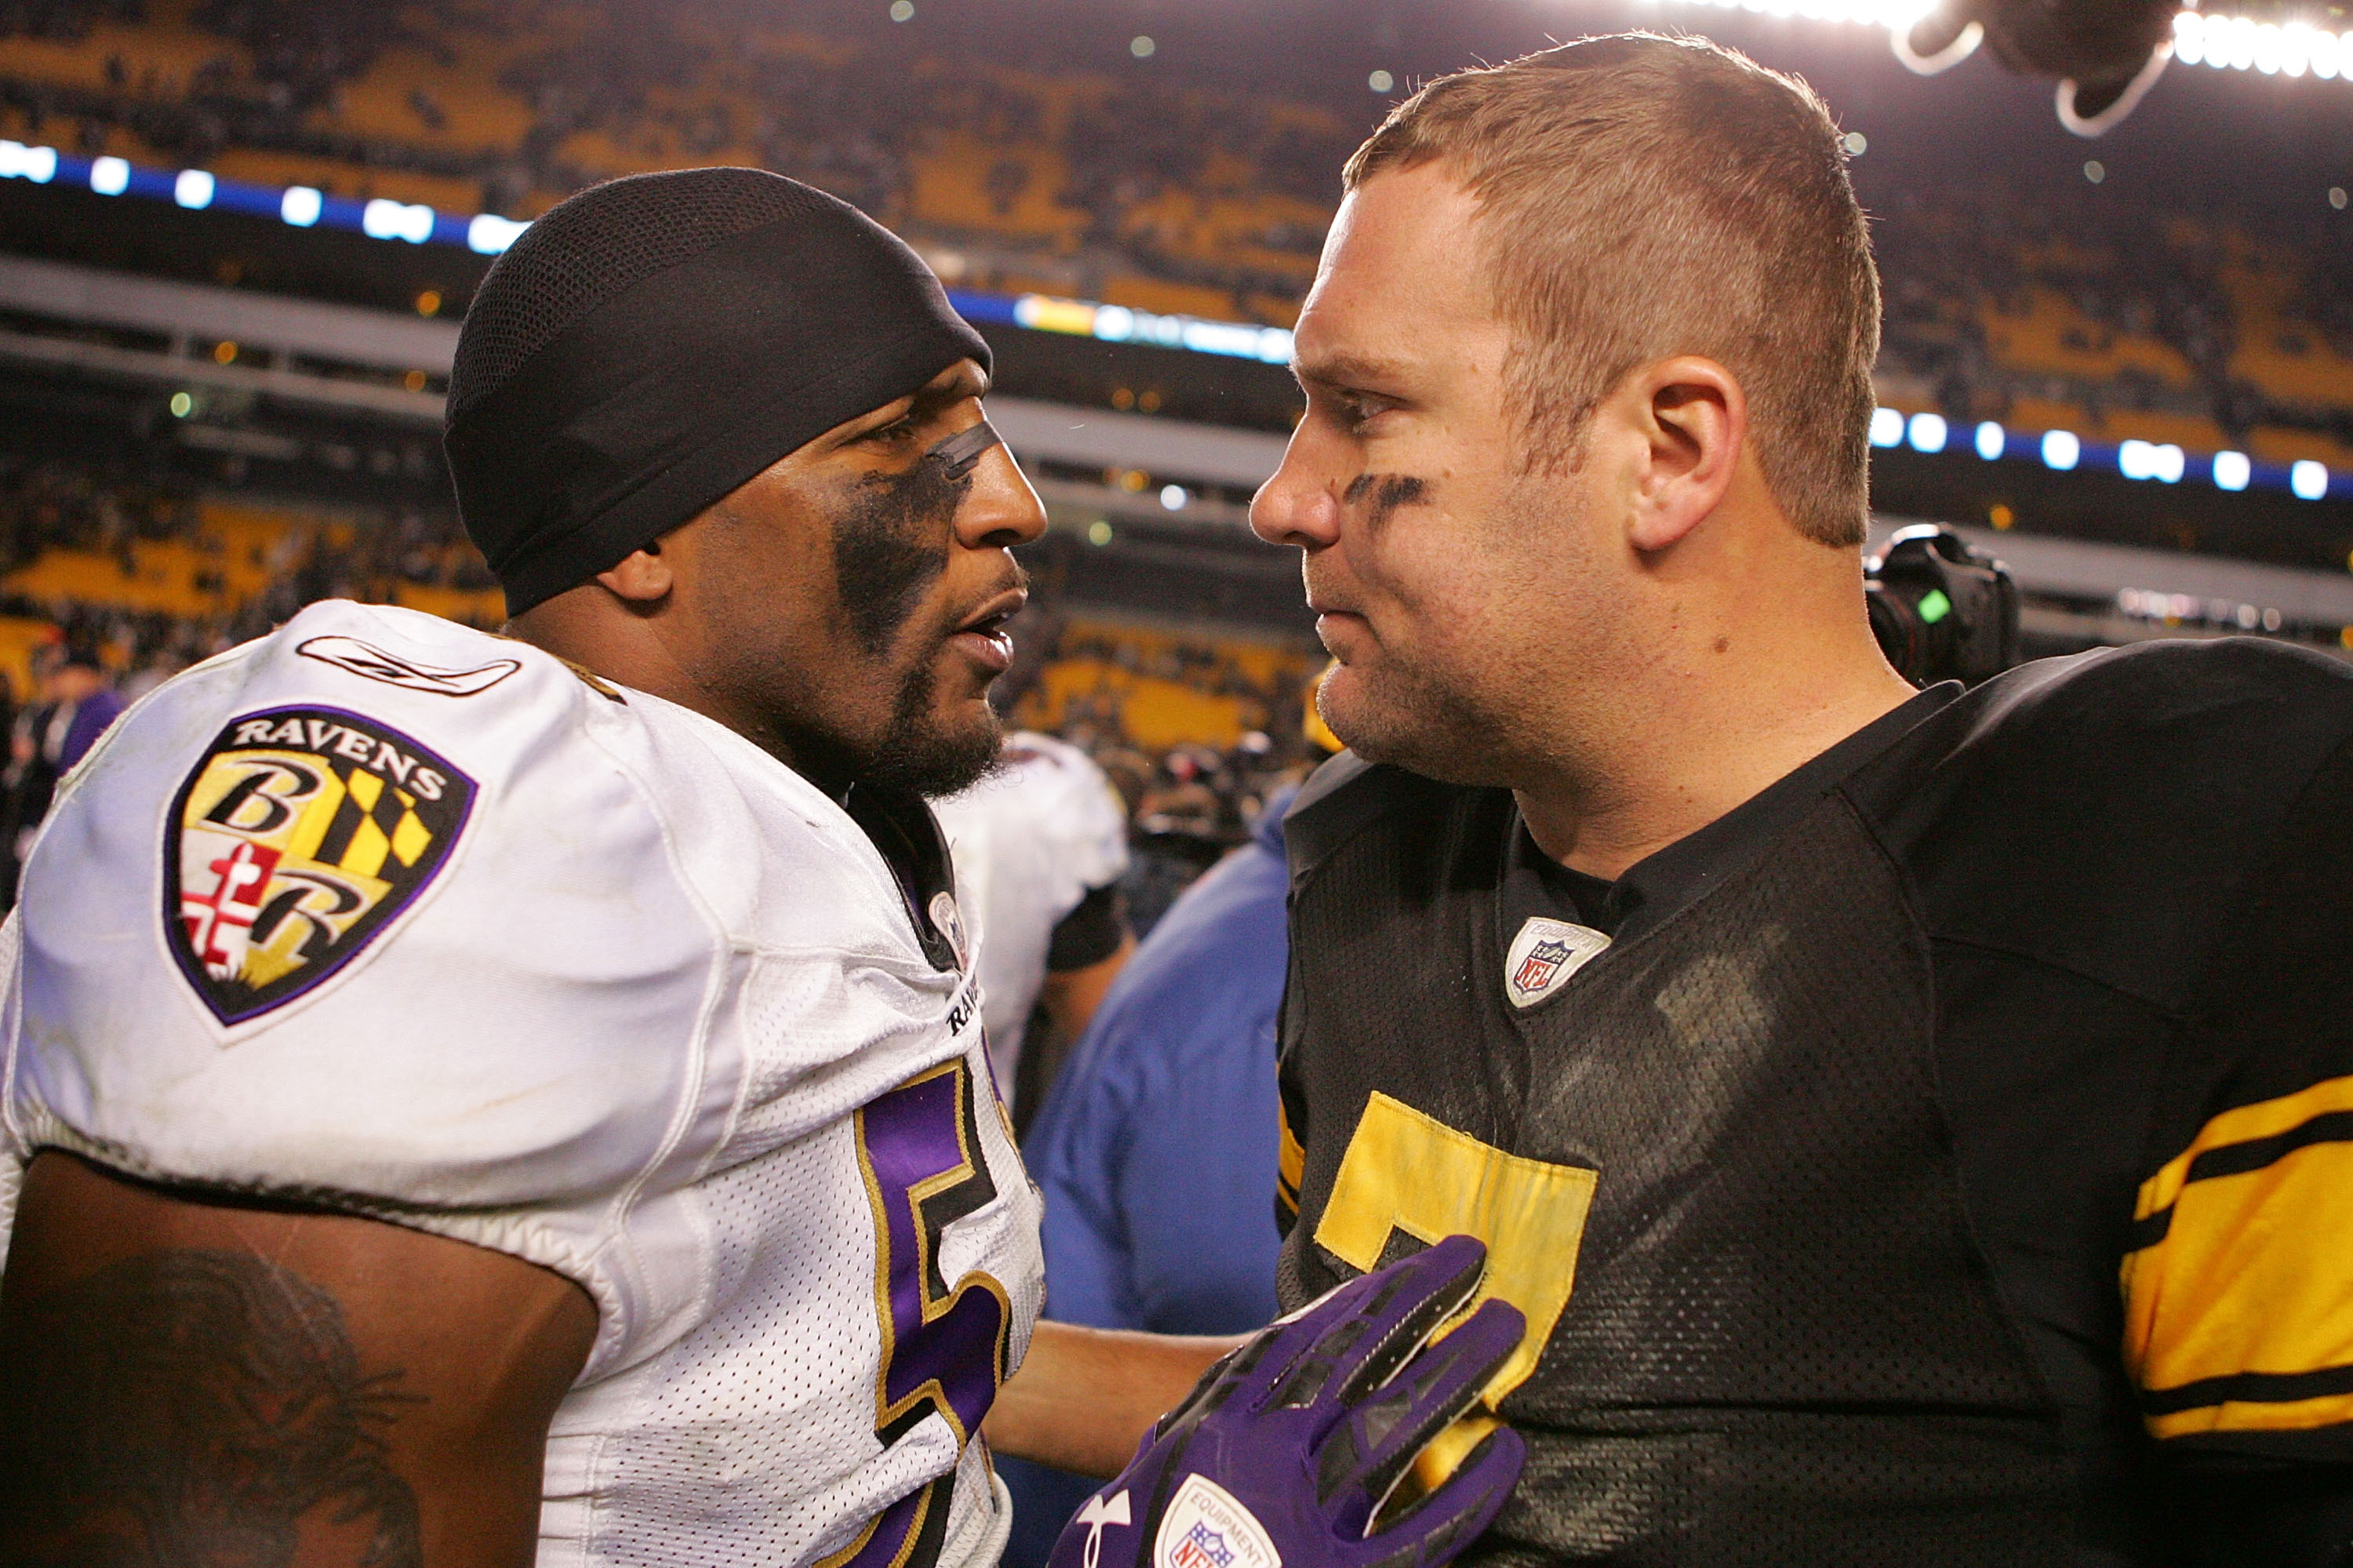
992 31 2353 1568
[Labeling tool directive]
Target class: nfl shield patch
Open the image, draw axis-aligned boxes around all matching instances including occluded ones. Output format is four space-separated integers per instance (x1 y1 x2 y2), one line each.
1503 915 1611 1009
165 705 475 1025
1153 1475 1280 1568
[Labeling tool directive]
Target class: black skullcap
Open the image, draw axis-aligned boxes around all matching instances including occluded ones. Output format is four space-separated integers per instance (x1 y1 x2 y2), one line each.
445 168 990 616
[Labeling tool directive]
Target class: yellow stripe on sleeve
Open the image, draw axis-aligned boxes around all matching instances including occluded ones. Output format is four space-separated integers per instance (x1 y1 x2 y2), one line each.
2132 1074 2353 1224
2121 1076 2353 1439
2147 1388 2353 1442
1276 1101 1304 1213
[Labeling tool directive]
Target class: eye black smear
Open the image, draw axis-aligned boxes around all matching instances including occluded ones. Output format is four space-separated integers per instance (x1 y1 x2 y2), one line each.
833 438 979 658
1344 473 1431 529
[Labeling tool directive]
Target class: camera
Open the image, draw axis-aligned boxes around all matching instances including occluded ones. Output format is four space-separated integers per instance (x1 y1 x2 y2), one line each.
1866 524 2020 687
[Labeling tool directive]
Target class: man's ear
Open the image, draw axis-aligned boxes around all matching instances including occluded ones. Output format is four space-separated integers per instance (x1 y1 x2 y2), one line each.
595 540 672 604
1622 356 1745 554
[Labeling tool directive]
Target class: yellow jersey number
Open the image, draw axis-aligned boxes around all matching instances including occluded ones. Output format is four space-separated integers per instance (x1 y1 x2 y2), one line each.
1312 1093 1598 1490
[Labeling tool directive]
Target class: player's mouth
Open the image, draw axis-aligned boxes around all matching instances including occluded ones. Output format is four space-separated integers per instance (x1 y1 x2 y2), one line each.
1306 594 1369 653
946 588 1025 675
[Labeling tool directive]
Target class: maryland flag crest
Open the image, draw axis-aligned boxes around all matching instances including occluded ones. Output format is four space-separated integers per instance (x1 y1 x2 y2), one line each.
165 706 476 1024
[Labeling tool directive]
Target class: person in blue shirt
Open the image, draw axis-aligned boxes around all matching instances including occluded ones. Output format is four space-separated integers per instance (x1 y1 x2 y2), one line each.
998 783 1297 1568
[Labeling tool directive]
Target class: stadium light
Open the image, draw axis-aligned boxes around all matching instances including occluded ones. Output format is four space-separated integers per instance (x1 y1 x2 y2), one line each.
2173 9 2353 77
2120 440 2186 482
6 133 2344 506
363 198 435 244
1011 293 1292 363
0 140 56 182
1160 484 1189 511
467 213 530 255
1646 0 2353 85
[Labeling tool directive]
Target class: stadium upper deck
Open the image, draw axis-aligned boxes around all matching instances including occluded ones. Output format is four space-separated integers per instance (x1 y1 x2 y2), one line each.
0 0 2349 481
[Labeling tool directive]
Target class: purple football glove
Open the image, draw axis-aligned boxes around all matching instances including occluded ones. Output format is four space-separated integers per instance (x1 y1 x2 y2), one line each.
1046 1234 1526 1568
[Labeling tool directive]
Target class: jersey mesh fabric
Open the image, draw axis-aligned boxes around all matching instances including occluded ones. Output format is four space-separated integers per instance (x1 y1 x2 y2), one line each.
933 733 1130 1097
1278 781 2075 1565
573 1120 1002 1566
448 169 827 420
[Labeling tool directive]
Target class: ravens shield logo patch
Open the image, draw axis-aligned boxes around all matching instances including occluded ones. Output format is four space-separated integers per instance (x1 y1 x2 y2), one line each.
165 706 476 1025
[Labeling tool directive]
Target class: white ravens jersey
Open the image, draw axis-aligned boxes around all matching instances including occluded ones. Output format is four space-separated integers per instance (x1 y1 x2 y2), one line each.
0 599 1044 1568
932 733 1129 1100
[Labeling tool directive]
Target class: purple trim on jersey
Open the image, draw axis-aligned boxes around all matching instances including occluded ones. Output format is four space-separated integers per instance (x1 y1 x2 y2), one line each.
834 1479 941 1568
842 1059 1014 1568
864 1064 1009 1440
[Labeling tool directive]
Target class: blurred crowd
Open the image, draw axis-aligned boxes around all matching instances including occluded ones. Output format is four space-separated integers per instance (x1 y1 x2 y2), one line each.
0 0 1344 321
1874 181 2353 453
0 462 1319 924
6 0 2353 424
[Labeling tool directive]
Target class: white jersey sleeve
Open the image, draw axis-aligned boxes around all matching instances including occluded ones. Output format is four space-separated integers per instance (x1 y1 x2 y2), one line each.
5 602 724 1364
932 730 1130 1094
0 599 1043 1568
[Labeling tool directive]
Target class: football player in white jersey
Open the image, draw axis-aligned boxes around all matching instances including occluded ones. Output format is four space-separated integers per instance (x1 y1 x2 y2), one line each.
933 732 1133 1121
0 167 1529 1568
0 169 1051 1568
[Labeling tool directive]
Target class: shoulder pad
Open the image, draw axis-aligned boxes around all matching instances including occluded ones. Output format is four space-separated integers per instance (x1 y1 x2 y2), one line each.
13 599 722 1209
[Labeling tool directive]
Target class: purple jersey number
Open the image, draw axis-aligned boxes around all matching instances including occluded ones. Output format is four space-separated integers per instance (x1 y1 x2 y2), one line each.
825 1057 1015 1568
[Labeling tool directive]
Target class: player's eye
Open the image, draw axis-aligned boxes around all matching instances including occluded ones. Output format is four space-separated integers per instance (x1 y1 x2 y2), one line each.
864 412 922 446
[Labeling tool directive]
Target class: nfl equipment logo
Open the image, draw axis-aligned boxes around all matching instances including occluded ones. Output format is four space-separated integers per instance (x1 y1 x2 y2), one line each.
1153 1475 1281 1568
929 890 970 970
1503 916 1611 1009
1171 1523 1233 1568
1513 937 1576 997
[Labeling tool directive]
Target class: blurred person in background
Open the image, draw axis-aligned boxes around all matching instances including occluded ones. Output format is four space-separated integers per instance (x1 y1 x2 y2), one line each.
45 645 124 776
997 767 1317 1568
934 728 1135 1131
0 643 118 911
993 692 1337 1567
0 644 60 911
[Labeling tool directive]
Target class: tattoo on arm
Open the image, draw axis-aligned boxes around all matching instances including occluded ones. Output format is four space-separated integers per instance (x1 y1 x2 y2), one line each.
0 1248 423 1568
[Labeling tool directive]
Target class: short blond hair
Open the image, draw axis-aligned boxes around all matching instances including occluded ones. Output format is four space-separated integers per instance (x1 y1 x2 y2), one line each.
1345 34 1879 548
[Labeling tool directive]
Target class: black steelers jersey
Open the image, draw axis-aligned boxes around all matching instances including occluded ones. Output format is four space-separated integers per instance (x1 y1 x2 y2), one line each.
1275 638 2353 1567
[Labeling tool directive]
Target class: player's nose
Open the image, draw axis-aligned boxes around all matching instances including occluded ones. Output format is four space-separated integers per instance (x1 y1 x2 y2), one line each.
1251 428 1344 551
956 439 1049 551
